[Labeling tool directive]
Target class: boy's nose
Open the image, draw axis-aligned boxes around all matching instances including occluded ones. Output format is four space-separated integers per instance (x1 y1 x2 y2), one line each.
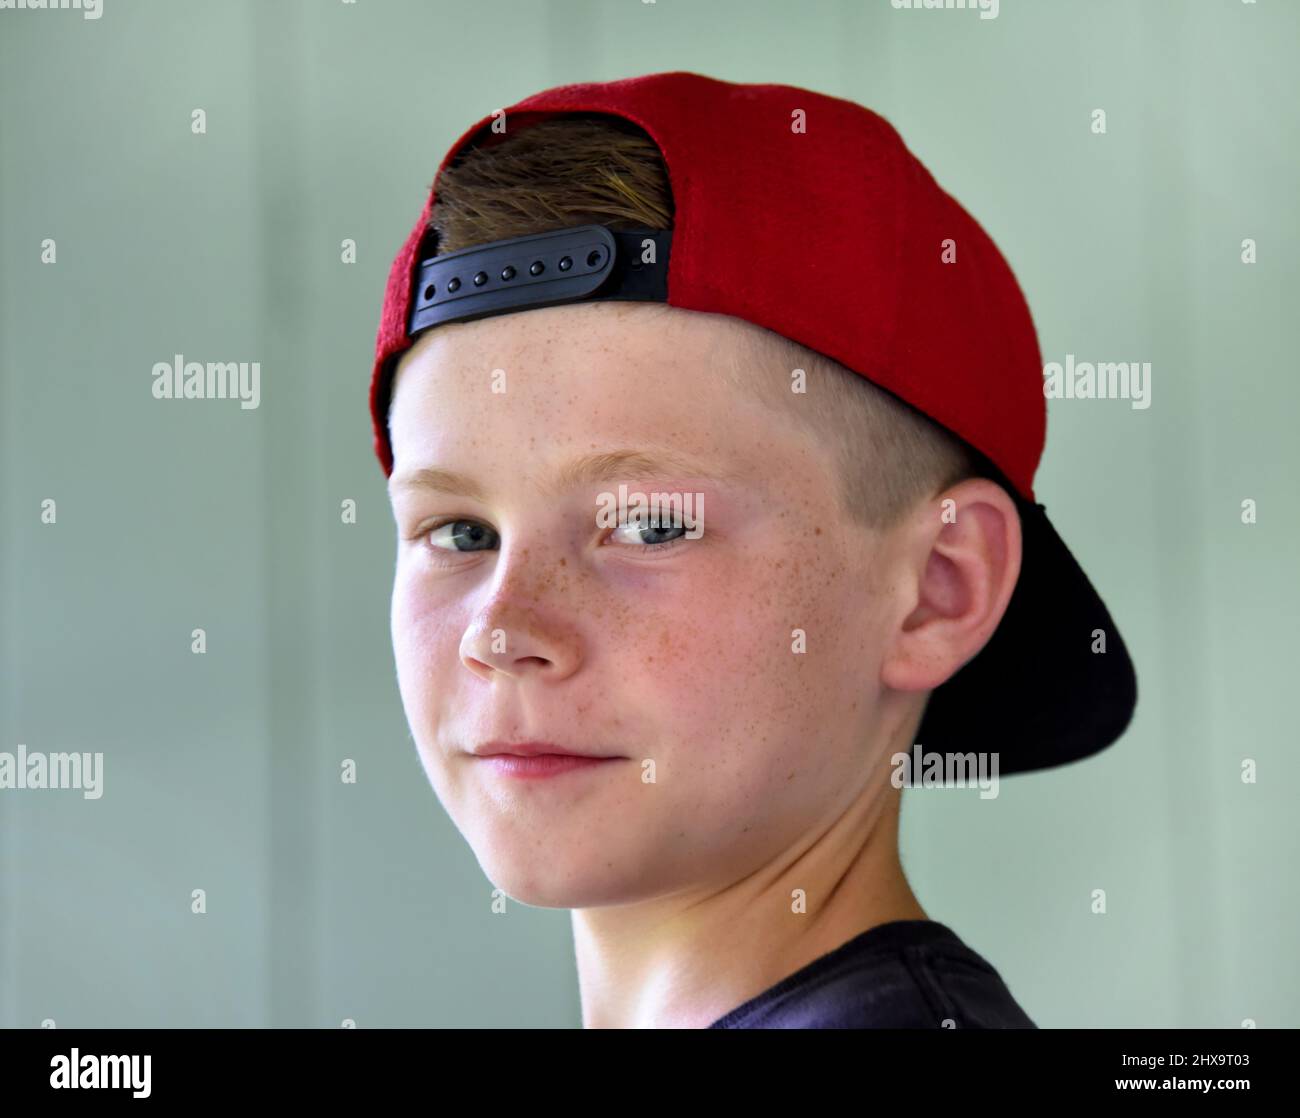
458 595 583 684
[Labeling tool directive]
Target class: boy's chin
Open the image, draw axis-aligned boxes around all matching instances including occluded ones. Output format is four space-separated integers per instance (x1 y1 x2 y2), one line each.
471 846 666 911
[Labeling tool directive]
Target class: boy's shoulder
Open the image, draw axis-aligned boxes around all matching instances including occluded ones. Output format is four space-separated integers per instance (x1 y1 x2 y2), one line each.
706 919 1037 1029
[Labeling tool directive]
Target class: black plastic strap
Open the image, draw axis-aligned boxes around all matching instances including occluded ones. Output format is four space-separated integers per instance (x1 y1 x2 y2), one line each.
407 224 672 336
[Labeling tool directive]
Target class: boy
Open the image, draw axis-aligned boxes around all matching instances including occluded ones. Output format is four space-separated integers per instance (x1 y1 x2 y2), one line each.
369 72 1137 1028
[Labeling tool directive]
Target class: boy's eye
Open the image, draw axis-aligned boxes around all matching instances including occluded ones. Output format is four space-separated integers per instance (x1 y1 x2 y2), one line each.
426 519 499 553
416 512 694 555
609 511 690 550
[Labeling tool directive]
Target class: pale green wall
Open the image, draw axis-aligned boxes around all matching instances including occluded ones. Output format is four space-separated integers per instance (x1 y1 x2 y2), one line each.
2 0 1296 1028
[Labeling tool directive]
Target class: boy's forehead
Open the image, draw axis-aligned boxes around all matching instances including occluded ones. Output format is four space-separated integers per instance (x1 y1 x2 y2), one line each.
384 303 840 501
389 302 768 412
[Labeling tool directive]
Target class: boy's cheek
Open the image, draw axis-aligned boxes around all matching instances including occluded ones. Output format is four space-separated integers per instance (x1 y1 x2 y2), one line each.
640 616 807 747
391 580 464 706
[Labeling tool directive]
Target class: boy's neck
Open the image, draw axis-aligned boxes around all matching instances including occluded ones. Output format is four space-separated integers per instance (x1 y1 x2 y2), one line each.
570 776 925 1029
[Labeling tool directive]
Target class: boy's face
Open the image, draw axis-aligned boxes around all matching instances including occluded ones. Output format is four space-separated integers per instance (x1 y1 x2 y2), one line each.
386 301 915 908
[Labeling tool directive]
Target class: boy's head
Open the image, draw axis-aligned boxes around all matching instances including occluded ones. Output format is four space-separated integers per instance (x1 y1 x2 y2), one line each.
383 115 1024 907
372 72 1137 907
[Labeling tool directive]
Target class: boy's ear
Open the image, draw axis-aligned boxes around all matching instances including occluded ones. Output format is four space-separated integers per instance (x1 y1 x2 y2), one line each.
879 477 1023 695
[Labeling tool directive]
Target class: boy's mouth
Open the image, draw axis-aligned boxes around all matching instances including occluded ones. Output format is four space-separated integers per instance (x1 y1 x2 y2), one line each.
469 740 623 760
471 753 627 780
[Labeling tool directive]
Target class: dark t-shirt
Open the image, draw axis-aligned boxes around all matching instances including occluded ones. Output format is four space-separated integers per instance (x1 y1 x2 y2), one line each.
705 919 1036 1029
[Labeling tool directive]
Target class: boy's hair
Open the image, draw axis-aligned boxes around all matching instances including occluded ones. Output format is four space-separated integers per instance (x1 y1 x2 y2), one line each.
428 114 979 529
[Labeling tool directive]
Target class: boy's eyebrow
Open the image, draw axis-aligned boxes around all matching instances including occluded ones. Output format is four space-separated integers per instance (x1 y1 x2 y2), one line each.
388 447 743 502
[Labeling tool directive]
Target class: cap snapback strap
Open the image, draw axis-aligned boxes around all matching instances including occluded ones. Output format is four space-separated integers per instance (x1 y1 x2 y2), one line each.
407 224 673 337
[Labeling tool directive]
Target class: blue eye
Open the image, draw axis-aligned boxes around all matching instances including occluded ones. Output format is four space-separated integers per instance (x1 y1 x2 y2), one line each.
413 511 696 559
610 510 691 551
425 519 499 552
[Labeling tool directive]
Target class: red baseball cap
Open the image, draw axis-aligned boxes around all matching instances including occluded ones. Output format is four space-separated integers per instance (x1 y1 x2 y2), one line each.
369 70 1137 775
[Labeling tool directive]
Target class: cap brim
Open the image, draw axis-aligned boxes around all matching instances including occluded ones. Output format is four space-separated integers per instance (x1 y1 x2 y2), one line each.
914 493 1138 775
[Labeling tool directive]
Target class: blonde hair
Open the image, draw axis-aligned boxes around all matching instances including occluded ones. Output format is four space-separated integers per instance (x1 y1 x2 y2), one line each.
428 114 976 528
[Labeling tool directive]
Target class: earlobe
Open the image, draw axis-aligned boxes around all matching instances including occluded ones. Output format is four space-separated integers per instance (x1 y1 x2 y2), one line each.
879 479 1022 694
